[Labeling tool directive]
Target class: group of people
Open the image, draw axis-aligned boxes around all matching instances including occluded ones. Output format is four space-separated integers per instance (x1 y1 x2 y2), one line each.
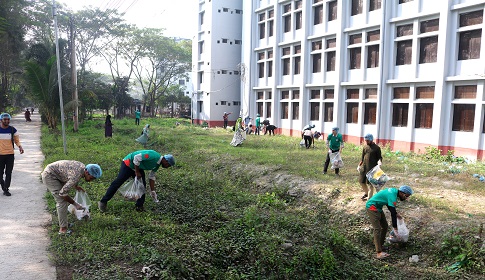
42 150 175 234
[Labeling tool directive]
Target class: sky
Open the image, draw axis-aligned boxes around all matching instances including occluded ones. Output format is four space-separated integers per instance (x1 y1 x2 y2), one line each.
57 0 197 39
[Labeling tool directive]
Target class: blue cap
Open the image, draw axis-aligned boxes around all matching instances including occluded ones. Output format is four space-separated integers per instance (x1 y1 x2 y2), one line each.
332 127 339 132
164 154 175 167
364 134 374 141
85 164 102 179
257 114 260 117
1 113 11 120
399 185 413 195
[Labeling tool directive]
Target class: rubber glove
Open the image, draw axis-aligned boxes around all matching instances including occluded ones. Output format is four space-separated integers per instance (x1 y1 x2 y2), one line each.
150 191 159 203
377 160 382 166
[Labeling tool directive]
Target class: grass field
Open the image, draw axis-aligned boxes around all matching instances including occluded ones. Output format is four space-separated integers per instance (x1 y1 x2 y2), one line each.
41 117 485 279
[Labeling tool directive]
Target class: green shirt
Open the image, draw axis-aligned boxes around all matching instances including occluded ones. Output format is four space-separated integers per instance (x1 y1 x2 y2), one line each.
255 117 260 127
366 188 398 212
135 111 141 119
123 150 162 172
327 133 343 151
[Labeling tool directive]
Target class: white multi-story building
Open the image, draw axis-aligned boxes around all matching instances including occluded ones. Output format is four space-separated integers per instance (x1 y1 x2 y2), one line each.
192 0 244 127
194 0 485 159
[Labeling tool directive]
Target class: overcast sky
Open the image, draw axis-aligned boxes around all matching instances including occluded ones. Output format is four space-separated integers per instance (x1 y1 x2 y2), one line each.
58 0 197 39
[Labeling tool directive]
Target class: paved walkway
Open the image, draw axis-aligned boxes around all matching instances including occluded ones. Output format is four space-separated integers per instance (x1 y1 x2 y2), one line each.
0 112 56 279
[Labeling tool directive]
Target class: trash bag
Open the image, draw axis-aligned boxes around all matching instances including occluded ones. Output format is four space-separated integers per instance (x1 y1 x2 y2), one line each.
330 151 344 169
299 139 305 147
118 178 146 201
67 190 92 220
366 165 389 190
388 218 410 243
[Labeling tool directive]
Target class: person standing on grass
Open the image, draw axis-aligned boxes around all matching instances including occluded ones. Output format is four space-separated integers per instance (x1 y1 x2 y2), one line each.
98 150 175 213
255 114 261 135
230 115 245 146
323 127 343 175
135 109 141 126
41 161 102 234
366 185 413 259
301 124 315 149
223 112 231 129
105 114 113 138
0 113 24 196
358 133 382 201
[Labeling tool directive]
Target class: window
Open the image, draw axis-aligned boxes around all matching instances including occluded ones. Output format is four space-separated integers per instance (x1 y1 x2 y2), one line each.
453 104 475 131
392 103 408 127
328 1 337 21
200 12 204 25
396 40 412 65
266 102 272 118
367 45 379 68
295 11 302 30
458 30 481 60
419 36 438 63
415 104 433 128
257 102 263 115
223 8 229 12
365 88 377 99
235 40 242 44
293 90 300 99
324 103 334 122
460 10 483 27
327 38 336 48
310 103 320 121
455 85 477 99
267 92 272 99
283 58 290 75
257 92 264 100
367 30 380 42
267 60 273 77
364 103 377 124
324 89 334 99
281 90 290 99
327 52 336 71
268 10 274 37
416 86 434 99
179 79 185 85
312 53 322 73
397 24 413 37
393 87 410 99
292 102 299 120
369 0 381 11
420 19 439 33
351 0 363 16
199 41 204 54
281 102 289 119
283 14 291 33
235 9 242 14
350 34 362 44
259 13 265 39
222 39 228 43
311 90 320 99
258 62 264 78
198 71 203 84
350 48 361 69
220 101 227 105
347 89 359 99
312 41 322 50
314 4 323 25
221 70 227 74
347 103 359 123
399 0 413 3
294 45 301 74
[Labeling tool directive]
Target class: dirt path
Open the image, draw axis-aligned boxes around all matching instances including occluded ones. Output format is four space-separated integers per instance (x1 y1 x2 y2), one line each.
0 112 56 279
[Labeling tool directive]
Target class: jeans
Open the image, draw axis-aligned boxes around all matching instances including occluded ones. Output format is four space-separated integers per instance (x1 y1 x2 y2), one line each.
135 118 140 125
303 135 312 148
323 149 340 174
223 119 228 129
100 161 147 207
0 154 15 191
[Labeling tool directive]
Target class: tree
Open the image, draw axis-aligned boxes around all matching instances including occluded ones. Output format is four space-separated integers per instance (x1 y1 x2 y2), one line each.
158 85 191 118
23 41 70 129
132 28 191 117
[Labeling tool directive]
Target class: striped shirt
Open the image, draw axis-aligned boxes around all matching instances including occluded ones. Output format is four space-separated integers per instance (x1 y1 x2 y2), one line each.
0 126 21 155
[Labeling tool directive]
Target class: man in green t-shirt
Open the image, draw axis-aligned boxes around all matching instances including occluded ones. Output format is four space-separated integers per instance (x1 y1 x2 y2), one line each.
255 114 261 135
323 127 344 175
98 150 175 212
366 185 413 259
135 109 141 125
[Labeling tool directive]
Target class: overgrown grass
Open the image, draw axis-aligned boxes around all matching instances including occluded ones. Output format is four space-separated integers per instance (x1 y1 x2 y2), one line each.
41 117 485 279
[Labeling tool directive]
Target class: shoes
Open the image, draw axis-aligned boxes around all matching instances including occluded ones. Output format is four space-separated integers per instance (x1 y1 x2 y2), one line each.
58 229 72 235
376 252 390 259
135 205 145 212
98 201 107 213
323 171 327 175
3 190 11 196
361 194 368 201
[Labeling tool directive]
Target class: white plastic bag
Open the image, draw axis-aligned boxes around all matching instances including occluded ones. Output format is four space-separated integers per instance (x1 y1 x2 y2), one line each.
68 190 92 220
299 140 305 147
118 177 146 201
389 218 410 243
329 151 344 169
366 165 389 190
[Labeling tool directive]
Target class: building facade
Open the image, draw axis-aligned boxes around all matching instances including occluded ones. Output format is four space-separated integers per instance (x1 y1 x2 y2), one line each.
192 0 244 127
239 0 485 159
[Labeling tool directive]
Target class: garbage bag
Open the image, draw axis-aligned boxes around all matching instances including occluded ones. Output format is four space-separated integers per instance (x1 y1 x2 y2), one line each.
389 218 409 243
67 190 92 220
330 151 344 169
118 177 145 201
366 165 389 190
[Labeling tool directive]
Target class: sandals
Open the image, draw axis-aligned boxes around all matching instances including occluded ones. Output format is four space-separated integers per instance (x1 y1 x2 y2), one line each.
376 252 390 259
58 229 72 235
361 194 368 201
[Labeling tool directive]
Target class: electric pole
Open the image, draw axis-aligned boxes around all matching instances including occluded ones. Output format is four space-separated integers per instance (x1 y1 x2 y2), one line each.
69 15 79 132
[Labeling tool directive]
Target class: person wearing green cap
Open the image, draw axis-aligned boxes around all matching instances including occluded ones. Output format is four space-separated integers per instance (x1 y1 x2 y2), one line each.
366 185 413 259
255 114 261 135
41 160 102 234
98 150 175 212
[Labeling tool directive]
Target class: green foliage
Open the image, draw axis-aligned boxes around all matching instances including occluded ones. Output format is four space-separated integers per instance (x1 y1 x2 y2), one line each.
439 226 485 273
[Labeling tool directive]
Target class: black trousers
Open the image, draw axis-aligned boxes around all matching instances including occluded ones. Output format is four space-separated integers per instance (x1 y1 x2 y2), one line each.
323 149 340 174
0 154 15 191
100 161 147 207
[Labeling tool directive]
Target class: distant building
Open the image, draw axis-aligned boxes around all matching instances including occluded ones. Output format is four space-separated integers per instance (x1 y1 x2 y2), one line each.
194 0 485 159
192 0 243 127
